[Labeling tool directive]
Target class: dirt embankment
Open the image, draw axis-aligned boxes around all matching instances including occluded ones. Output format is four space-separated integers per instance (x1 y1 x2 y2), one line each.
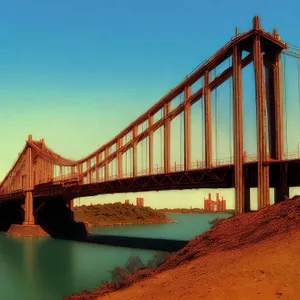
64 197 300 300
73 202 175 227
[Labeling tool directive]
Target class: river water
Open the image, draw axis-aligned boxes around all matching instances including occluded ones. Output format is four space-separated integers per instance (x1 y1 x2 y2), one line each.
0 213 230 300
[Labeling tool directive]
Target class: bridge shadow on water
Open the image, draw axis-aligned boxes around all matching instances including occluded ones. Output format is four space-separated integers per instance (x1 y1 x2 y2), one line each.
35 197 189 252
83 234 189 252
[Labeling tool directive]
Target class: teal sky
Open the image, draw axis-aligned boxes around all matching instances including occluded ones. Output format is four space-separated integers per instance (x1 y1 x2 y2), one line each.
1 0 300 209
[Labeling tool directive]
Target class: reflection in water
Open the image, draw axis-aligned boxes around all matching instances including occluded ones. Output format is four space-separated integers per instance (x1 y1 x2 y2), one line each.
0 233 158 300
0 235 77 300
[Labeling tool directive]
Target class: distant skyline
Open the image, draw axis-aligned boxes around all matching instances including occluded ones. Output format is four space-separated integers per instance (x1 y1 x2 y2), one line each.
1 0 300 209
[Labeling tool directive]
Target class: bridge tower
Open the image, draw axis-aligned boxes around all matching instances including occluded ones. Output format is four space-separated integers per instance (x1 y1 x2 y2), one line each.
234 16 285 215
23 134 35 225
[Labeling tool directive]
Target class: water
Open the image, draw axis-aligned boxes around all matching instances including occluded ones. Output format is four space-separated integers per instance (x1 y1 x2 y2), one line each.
0 213 230 300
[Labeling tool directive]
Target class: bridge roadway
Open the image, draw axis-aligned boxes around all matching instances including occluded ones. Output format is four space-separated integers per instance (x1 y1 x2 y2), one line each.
0 158 297 205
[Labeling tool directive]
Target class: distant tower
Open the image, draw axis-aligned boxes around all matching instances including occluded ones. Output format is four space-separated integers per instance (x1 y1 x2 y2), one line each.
216 193 220 211
136 197 144 207
125 199 130 204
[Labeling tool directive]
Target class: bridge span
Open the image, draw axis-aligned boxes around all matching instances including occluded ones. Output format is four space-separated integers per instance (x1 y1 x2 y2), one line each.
1 16 300 235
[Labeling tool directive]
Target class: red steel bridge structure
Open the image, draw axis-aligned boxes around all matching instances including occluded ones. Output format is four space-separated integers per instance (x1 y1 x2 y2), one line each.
1 16 300 231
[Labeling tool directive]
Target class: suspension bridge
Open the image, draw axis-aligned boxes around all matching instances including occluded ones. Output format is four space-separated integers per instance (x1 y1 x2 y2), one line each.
0 16 300 235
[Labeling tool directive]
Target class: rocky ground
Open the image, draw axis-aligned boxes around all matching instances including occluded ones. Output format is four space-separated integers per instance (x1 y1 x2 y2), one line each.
64 197 300 300
6 224 49 237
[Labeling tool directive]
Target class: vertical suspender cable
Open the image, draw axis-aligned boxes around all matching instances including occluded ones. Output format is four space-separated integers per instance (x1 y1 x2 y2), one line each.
298 51 300 150
283 54 288 155
201 77 205 164
161 109 163 172
125 135 128 177
140 124 142 175
229 59 233 163
146 121 148 173
130 135 132 176
180 93 183 169
141 123 144 174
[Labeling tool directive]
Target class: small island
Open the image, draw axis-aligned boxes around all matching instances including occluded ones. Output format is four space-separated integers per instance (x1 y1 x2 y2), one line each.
73 202 175 227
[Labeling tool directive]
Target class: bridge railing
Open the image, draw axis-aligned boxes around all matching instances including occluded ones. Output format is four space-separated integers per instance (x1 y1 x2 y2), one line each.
52 173 79 183
283 150 300 160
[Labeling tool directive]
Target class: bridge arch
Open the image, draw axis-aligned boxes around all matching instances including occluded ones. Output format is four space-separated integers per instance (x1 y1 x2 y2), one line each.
0 201 24 231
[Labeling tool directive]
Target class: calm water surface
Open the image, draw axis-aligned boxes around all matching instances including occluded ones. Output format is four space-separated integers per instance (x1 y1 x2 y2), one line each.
0 213 230 300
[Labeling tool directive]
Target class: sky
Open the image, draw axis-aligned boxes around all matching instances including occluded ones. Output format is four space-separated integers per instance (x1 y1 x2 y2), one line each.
1 0 300 210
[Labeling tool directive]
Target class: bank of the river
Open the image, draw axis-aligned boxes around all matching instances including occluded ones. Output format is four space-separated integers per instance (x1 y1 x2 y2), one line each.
74 202 175 227
64 198 300 300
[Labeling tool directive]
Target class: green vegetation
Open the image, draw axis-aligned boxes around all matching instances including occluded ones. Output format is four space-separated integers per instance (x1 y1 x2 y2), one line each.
74 202 174 227
91 252 170 292
109 253 170 283
157 208 235 215
208 217 226 227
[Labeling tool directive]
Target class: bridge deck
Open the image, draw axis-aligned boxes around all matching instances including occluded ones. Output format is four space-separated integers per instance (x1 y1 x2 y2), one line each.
1 158 299 202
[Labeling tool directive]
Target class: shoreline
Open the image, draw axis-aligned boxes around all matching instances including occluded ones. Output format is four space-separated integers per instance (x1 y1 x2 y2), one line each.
74 203 178 230
89 219 178 228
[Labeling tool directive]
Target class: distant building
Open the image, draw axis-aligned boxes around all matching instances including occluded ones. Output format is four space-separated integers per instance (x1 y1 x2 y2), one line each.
136 197 144 207
125 199 130 204
204 193 226 212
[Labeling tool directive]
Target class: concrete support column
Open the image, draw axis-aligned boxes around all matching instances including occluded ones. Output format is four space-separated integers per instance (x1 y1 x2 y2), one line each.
24 191 35 225
24 136 35 225
253 18 270 210
69 199 74 211
233 44 245 215
275 163 289 203
264 52 283 160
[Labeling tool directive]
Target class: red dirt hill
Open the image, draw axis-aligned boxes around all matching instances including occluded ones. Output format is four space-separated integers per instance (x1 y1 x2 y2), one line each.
64 197 300 300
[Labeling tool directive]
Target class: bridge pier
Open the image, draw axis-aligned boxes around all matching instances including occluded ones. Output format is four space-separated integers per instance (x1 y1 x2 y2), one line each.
253 18 270 210
66 198 74 211
23 191 35 225
275 163 289 203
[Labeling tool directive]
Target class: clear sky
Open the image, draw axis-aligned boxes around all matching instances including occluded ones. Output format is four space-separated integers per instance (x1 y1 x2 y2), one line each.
1 0 300 210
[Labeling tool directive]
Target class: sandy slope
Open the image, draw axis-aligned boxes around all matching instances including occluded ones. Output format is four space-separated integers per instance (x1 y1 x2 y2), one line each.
65 199 300 300
100 229 300 300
